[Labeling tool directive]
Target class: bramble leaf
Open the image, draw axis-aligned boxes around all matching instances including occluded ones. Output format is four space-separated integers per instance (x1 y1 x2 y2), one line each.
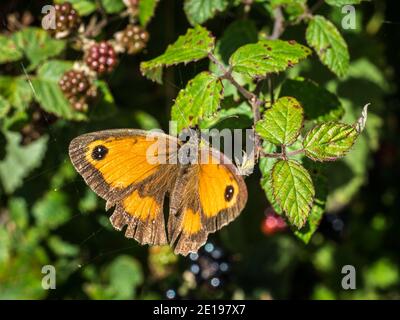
271 159 315 228
0 131 48 194
31 60 86 121
303 123 358 161
12 27 65 70
256 96 304 145
171 71 223 133
260 142 282 215
140 25 214 83
101 0 125 13
0 35 23 64
294 162 327 243
229 39 311 79
33 190 71 230
0 77 33 111
306 15 349 77
280 78 344 123
139 0 159 26
184 0 229 25
108 256 144 299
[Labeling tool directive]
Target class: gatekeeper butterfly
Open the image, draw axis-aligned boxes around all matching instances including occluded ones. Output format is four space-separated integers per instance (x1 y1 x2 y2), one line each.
69 129 247 255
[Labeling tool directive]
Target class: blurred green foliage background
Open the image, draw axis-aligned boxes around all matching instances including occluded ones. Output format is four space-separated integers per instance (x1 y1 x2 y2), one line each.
0 0 399 299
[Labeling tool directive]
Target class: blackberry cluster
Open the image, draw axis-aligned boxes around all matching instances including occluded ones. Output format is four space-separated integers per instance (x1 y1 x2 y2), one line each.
85 41 118 74
59 70 96 111
261 207 287 236
53 2 81 35
186 242 231 289
117 24 149 54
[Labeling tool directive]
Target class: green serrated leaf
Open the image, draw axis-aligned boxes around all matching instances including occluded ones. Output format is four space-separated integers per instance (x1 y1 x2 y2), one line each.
33 190 71 230
256 96 304 145
184 0 229 25
303 122 358 161
171 71 223 133
325 0 369 6
140 25 215 83
12 27 65 70
101 0 125 13
280 78 344 123
0 77 33 111
229 39 311 79
271 159 315 228
0 131 48 194
294 162 327 243
0 95 11 118
139 0 159 26
31 60 86 120
0 35 23 64
259 142 282 214
55 0 97 16
306 15 349 77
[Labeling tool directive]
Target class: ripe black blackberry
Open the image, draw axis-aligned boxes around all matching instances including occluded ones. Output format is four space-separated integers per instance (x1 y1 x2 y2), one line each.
53 2 81 35
59 70 96 111
85 41 118 74
117 24 149 54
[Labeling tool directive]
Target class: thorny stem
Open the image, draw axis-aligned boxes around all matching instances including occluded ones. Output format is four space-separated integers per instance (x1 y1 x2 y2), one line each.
268 7 285 40
260 148 304 160
208 52 264 159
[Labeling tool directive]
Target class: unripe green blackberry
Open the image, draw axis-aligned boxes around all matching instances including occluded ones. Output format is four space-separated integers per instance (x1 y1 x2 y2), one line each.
54 2 81 35
117 24 149 54
85 41 118 74
59 70 96 111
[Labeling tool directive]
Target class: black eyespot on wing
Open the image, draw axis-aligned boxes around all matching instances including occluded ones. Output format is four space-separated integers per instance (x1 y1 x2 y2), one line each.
92 145 108 160
224 185 234 202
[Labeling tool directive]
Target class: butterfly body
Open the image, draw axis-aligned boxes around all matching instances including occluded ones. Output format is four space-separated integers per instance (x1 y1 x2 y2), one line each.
69 129 247 255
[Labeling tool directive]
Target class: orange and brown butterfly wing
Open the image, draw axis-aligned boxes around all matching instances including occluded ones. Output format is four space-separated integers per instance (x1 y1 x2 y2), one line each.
198 149 247 234
167 166 208 255
69 129 179 246
168 148 247 256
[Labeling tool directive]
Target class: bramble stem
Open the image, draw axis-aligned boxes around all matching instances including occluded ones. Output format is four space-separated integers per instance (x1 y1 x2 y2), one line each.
268 7 285 40
208 52 264 159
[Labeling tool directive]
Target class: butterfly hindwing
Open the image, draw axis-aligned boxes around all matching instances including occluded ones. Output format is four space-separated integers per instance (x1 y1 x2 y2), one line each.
167 148 247 256
198 149 248 233
168 166 208 255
